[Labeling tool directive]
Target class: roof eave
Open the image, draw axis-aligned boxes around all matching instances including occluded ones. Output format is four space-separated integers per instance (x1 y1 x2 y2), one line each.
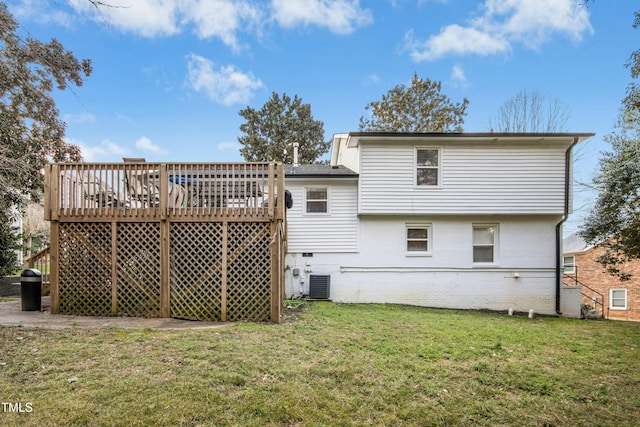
347 131 595 145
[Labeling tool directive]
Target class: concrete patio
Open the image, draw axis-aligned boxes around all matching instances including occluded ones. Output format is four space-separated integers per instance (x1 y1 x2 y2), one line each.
0 294 231 330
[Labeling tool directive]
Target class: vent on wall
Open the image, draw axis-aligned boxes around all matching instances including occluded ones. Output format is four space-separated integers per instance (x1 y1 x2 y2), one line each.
308 275 330 300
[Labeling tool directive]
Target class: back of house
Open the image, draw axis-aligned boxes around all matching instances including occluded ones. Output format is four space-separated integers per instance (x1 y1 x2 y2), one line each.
285 132 593 317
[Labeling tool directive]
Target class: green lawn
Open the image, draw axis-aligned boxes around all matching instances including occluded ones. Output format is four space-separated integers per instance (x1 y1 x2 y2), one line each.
1 302 639 426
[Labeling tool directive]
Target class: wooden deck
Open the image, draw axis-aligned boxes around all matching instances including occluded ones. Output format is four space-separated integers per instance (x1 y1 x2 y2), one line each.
44 162 286 322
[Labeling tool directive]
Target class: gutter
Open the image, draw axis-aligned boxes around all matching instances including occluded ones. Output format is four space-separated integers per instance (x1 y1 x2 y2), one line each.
555 136 580 314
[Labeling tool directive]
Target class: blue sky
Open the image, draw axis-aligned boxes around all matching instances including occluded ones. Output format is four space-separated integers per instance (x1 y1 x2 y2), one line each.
7 0 639 235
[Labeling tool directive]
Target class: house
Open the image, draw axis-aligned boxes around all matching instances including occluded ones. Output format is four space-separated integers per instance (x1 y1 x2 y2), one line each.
563 233 640 321
284 132 594 317
9 203 23 266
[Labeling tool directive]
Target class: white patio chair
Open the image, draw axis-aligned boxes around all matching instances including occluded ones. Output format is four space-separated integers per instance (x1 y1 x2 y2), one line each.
124 169 160 207
79 170 122 208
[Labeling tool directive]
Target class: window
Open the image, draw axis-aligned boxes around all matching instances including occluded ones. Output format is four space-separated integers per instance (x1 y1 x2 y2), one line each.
416 148 440 186
473 224 497 264
610 289 627 310
406 224 432 255
563 256 575 274
306 187 328 213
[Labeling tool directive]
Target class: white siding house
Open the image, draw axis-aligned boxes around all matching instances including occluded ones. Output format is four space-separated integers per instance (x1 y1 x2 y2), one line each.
10 203 23 265
285 132 593 317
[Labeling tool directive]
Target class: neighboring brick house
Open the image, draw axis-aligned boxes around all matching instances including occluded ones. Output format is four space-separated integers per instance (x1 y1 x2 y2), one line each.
563 233 640 321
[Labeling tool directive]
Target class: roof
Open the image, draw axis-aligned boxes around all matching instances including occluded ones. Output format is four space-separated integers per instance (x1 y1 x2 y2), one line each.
284 164 358 178
563 233 593 254
342 131 595 146
347 131 595 139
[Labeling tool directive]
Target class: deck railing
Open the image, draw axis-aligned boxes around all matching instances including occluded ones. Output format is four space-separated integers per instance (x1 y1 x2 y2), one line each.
44 162 283 221
43 161 286 322
563 271 606 319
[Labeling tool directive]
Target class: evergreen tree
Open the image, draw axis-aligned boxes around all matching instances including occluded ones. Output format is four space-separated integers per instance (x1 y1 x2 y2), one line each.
238 92 328 164
579 111 640 281
359 73 468 132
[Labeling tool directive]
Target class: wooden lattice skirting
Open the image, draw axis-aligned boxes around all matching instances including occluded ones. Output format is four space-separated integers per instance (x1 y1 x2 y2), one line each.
52 220 282 322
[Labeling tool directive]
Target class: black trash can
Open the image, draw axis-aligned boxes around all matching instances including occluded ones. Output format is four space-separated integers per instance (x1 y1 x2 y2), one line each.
21 269 42 311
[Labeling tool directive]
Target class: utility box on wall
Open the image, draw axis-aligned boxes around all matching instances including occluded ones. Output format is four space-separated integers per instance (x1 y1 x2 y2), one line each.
309 275 330 300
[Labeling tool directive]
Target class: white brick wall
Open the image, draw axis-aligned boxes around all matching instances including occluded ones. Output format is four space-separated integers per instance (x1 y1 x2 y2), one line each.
285 215 563 316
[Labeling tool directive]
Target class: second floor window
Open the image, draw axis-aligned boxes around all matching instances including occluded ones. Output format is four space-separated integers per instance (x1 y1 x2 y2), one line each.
563 256 575 274
306 187 328 213
416 148 440 186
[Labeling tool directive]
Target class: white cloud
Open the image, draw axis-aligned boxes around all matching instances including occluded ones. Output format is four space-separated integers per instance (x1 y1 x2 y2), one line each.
182 0 263 51
115 114 134 124
63 112 96 124
270 0 373 34
135 136 168 154
69 0 181 38
10 0 74 27
481 0 592 47
216 141 242 152
62 0 370 50
362 73 381 85
71 138 129 162
404 26 509 62
404 0 593 61
73 136 167 161
449 64 468 88
186 53 264 106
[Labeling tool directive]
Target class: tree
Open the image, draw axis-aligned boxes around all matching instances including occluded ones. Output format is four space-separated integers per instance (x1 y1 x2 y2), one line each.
1 3 91 274
487 89 570 133
358 73 469 132
579 111 640 281
577 4 640 280
0 208 21 277
238 92 328 164
23 201 49 260
623 10 639 114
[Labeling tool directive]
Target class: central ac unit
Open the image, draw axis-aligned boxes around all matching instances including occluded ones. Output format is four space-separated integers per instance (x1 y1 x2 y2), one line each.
308 275 330 300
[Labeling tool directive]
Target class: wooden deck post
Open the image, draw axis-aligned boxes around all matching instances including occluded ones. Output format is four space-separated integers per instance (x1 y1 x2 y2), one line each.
159 164 170 318
270 163 283 323
221 221 228 322
111 221 118 315
49 164 60 314
277 164 286 314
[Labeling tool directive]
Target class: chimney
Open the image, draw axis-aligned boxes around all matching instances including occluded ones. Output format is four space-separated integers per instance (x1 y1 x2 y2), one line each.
293 142 299 167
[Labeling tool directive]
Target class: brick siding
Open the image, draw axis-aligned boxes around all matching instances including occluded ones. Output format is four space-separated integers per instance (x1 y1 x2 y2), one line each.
566 247 640 321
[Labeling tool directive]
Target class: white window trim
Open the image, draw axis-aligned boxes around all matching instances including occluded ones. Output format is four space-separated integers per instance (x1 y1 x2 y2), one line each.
563 256 575 274
304 186 330 215
472 223 499 266
609 289 628 310
405 223 433 256
414 147 442 189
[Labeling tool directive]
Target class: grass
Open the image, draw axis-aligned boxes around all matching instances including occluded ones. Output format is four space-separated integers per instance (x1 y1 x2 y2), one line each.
1 302 639 426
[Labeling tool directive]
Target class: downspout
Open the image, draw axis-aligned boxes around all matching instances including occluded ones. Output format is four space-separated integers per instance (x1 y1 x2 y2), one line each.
555 136 580 314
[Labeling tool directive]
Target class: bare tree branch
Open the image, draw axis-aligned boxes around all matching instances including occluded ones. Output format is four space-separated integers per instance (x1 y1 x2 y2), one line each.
488 90 570 133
